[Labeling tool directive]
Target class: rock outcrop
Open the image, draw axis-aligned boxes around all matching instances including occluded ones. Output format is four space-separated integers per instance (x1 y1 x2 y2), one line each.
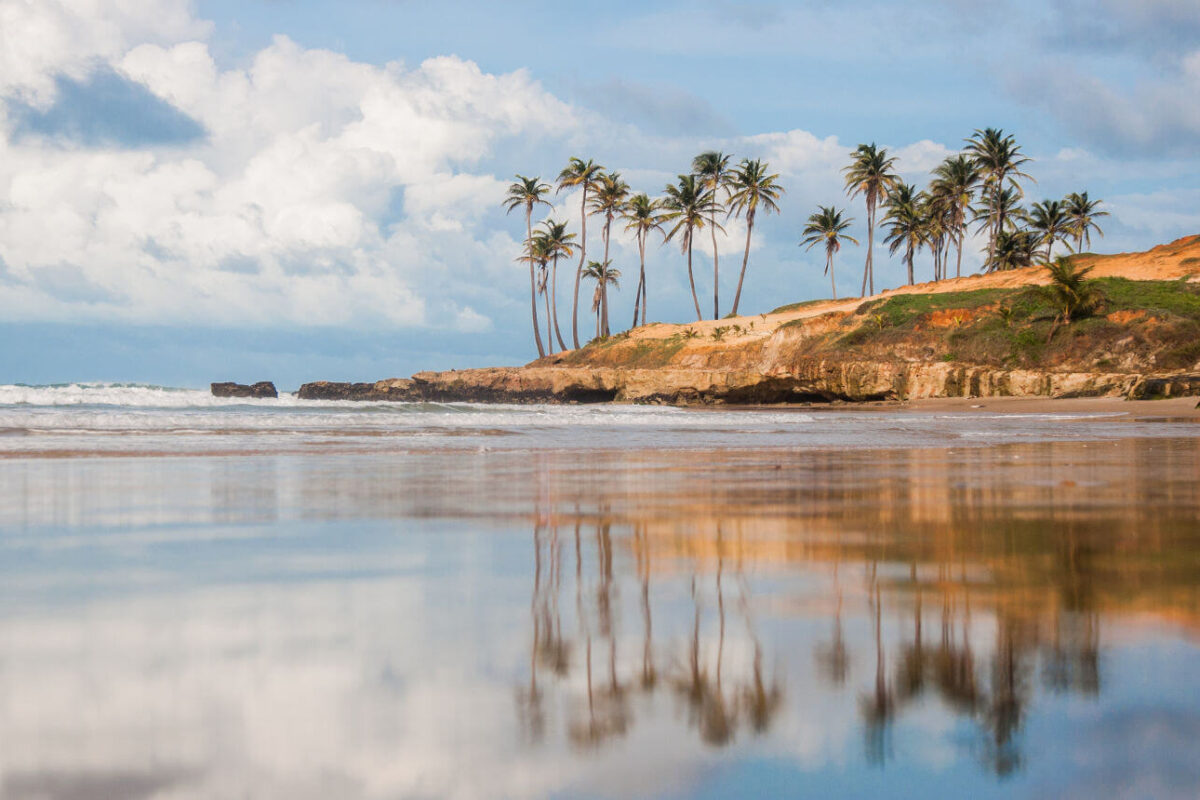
295 364 1180 405
211 381 278 399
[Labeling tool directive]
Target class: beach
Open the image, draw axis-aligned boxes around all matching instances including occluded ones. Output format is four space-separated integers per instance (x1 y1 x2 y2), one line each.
1 385 1198 798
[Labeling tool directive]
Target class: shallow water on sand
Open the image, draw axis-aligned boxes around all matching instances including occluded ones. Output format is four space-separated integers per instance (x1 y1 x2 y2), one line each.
1 387 1199 799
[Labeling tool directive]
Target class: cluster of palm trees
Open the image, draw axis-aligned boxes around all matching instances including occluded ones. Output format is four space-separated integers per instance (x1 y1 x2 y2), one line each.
505 153 784 357
506 129 1109 355
802 129 1109 300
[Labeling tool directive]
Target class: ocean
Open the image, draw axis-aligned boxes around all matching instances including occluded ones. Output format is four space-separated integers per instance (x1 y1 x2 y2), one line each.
1 383 1198 799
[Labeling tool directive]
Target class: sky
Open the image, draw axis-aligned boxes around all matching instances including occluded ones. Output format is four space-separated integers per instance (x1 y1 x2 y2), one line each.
1 0 1199 388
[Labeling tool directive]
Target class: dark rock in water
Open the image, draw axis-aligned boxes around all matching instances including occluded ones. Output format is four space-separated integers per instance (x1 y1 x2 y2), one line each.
211 381 278 399
1126 374 1200 400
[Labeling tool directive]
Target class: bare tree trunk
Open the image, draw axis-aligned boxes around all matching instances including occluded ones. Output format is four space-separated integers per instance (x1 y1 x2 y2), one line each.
551 254 566 351
543 271 553 354
731 212 754 316
571 189 588 350
956 228 964 278
527 209 546 358
686 236 702 321
906 243 914 285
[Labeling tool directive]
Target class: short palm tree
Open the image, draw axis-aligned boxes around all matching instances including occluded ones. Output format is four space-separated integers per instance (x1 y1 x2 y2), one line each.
537 219 576 351
587 172 630 336
1028 199 1070 261
556 157 605 349
990 228 1039 271
662 174 719 322
930 155 980 278
1039 256 1104 341
504 174 552 357
843 143 899 297
582 260 621 341
693 151 734 319
965 128 1033 264
800 206 858 300
727 158 784 316
621 193 666 328
1064 192 1108 253
883 184 928 286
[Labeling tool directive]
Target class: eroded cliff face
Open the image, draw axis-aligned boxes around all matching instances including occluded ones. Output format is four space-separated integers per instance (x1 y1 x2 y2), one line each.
296 245 1200 404
296 321 1163 404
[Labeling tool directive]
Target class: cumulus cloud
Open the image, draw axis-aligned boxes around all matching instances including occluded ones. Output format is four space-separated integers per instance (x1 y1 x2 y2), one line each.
0 3 576 332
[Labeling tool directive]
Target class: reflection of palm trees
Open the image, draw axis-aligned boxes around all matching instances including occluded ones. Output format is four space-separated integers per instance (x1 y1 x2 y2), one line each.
860 565 894 764
815 561 850 686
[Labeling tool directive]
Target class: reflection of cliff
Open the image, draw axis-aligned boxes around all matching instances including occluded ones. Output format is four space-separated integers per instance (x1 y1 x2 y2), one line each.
514 438 1195 772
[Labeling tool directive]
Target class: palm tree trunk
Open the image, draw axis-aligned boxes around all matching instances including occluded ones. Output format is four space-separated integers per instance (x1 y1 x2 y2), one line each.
906 242 914 285
862 196 875 297
551 254 566 351
571 189 588 350
543 273 553 354
710 210 720 320
731 213 754 316
956 228 964 278
527 209 546 358
601 214 612 337
632 233 645 330
686 237 702 321
828 247 837 299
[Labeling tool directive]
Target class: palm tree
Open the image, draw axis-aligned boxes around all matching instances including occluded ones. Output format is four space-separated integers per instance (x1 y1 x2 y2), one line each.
800 206 859 300
973 187 1027 271
922 191 951 282
843 143 899 297
1028 200 1071 261
727 158 784 316
587 172 630 336
621 193 666 328
537 219 577 351
930 155 981 278
527 232 554 353
990 229 1038 271
557 157 606 349
504 175 552 358
582 260 621 341
883 184 929 286
1039 256 1104 341
965 128 1033 264
1064 192 1108 253
662 174 719 322
693 151 734 319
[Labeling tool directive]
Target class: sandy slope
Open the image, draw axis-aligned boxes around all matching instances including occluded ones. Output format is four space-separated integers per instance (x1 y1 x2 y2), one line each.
623 234 1200 346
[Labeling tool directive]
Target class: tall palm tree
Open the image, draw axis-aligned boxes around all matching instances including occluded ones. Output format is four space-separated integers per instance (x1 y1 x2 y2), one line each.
800 206 858 300
693 151 734 319
727 158 784 316
556 157 605 349
537 219 576 351
587 172 630 336
930 155 981 278
965 128 1033 264
1064 192 1108 253
883 184 929 285
621 193 666 328
661 174 719 322
843 143 899 297
528 232 555 353
504 174 552 357
1027 199 1070 261
582 260 621 341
